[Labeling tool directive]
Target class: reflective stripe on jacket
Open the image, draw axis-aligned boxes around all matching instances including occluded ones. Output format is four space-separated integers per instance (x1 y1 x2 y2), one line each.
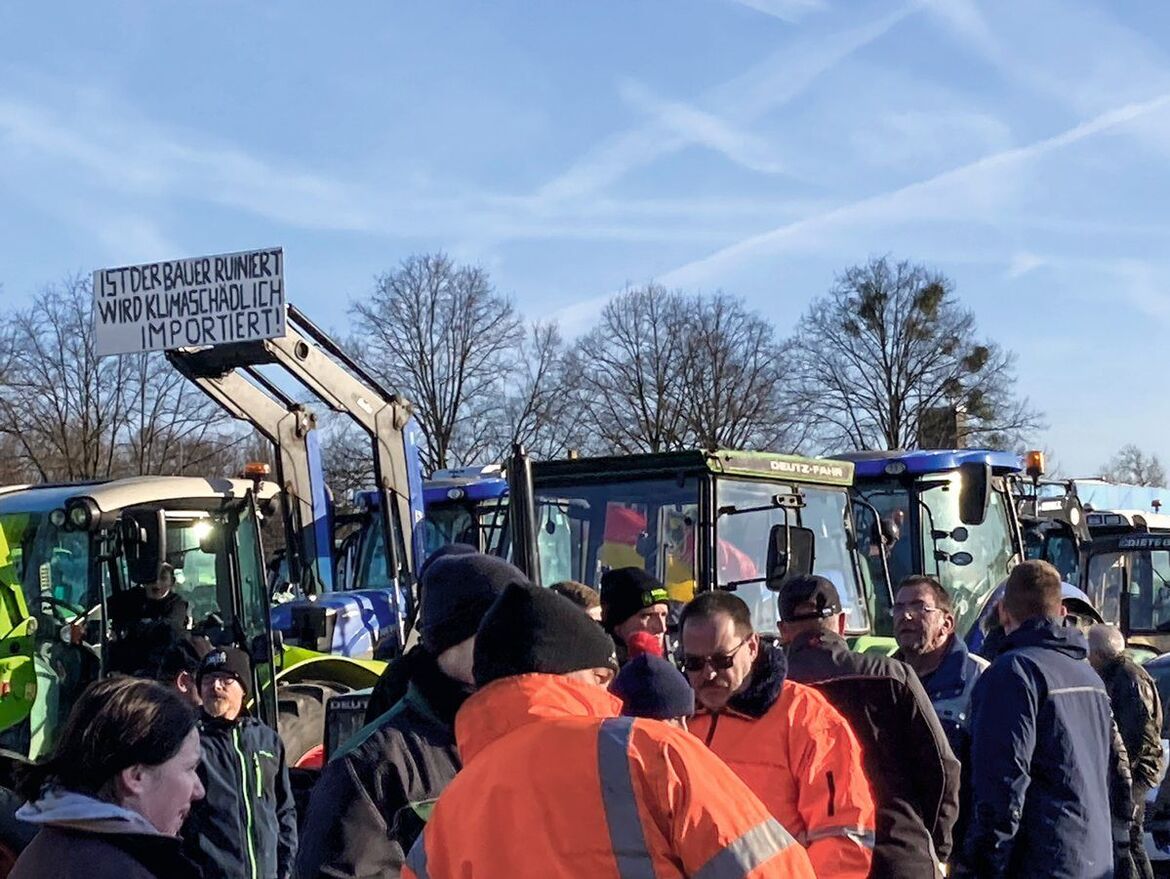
689 645 875 879
403 673 815 879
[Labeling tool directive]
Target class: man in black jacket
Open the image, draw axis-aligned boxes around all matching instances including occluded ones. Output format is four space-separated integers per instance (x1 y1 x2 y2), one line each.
107 562 190 675
294 552 526 879
1090 623 1164 879
779 575 960 878
182 647 297 879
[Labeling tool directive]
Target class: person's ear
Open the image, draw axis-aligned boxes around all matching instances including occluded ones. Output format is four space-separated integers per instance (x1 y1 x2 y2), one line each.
176 670 194 693
835 613 847 636
747 631 760 659
119 764 149 798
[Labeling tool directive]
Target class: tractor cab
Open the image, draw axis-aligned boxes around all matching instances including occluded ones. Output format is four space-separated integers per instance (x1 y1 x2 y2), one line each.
0 476 279 764
421 465 509 556
838 449 1023 636
521 450 880 641
1083 510 1170 658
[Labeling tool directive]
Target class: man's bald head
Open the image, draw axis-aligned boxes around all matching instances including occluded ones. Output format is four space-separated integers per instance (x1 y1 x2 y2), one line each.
1087 624 1126 671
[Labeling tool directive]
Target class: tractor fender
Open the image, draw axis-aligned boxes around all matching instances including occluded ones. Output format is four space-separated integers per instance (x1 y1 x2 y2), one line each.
275 648 385 691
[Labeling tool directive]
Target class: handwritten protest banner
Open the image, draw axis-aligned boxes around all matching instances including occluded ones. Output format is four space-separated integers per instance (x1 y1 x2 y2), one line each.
93 247 286 356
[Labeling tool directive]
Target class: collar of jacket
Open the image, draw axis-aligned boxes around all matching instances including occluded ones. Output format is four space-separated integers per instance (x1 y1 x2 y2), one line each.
697 641 787 720
1001 615 1089 660
455 673 622 764
784 627 849 659
409 647 474 726
198 708 252 732
895 633 971 694
16 788 163 837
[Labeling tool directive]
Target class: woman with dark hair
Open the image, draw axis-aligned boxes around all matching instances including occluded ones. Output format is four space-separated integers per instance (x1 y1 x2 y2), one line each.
11 676 204 879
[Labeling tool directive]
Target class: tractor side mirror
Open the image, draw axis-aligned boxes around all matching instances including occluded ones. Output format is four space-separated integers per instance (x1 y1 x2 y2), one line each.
958 462 991 526
766 525 816 590
123 510 165 585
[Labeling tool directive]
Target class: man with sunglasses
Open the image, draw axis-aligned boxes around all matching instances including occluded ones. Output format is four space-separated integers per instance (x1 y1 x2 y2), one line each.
403 581 817 879
780 575 960 878
681 591 875 879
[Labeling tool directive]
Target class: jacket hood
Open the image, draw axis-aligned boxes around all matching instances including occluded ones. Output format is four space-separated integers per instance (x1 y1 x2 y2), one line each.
455 673 621 764
716 641 787 719
1002 616 1088 660
16 787 163 836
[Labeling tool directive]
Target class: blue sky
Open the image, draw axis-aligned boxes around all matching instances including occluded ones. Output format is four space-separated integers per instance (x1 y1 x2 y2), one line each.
2 0 1168 475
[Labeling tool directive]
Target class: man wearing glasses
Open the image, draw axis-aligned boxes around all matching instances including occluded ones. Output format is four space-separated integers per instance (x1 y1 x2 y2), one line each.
680 591 875 879
780 575 960 878
891 576 989 761
891 575 988 871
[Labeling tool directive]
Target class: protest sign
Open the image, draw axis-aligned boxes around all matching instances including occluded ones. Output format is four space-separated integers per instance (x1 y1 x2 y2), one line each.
93 247 286 356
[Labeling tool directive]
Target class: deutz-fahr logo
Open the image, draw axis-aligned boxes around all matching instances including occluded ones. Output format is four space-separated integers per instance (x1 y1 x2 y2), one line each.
1118 536 1170 550
769 460 849 480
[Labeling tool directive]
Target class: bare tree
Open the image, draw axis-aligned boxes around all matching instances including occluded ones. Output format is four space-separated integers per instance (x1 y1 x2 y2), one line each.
498 321 576 460
0 276 132 479
1100 444 1167 486
320 421 377 501
352 253 524 472
679 293 806 452
0 275 237 481
122 352 239 475
572 285 690 453
787 256 1041 452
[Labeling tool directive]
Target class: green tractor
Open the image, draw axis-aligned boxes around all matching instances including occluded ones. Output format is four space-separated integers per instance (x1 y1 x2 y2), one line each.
0 475 384 872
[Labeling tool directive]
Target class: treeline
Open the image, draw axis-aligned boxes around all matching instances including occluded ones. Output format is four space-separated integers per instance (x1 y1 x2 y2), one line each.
343 253 1039 480
0 254 1039 488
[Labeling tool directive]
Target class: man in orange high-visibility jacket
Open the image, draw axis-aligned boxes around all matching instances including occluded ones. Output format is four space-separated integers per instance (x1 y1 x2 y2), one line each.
404 580 816 879
681 591 876 879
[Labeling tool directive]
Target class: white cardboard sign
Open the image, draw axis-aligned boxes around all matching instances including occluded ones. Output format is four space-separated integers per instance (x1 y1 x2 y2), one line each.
93 246 286 356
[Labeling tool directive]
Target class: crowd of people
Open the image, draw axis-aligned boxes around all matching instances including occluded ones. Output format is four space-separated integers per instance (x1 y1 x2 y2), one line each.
9 549 1170 878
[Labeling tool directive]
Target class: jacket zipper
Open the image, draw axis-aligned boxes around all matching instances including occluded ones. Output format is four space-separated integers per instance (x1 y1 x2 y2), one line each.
233 727 259 879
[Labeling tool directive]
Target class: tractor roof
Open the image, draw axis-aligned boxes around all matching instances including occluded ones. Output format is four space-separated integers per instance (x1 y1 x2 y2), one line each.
835 449 1021 478
534 449 854 488
0 476 280 515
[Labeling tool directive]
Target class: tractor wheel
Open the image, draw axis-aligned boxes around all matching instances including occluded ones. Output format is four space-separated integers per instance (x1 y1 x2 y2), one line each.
277 680 345 767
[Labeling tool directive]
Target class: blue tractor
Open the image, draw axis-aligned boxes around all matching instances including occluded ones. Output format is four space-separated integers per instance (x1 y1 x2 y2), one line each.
837 449 1026 638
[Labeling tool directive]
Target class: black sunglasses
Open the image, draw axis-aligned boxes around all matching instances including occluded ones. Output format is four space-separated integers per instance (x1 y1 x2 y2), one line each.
680 639 748 672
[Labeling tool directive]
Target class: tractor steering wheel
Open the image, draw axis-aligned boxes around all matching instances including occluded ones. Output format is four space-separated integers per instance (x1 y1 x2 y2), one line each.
38 595 88 624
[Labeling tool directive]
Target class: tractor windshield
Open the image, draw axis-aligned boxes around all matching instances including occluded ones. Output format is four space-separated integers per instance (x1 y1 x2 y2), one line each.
422 498 508 558
532 477 698 597
0 512 100 760
715 480 870 636
530 475 870 638
1085 548 1170 633
854 475 1014 631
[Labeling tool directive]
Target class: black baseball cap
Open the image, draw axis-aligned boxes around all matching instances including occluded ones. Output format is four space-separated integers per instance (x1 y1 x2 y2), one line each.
777 575 842 622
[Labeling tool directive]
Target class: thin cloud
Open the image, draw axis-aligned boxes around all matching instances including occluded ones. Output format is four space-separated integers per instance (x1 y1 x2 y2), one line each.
727 0 827 23
617 79 787 175
659 91 1170 287
535 4 915 202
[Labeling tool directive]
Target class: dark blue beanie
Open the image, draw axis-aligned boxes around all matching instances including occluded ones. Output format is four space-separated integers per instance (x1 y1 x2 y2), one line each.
419 552 527 656
610 653 695 720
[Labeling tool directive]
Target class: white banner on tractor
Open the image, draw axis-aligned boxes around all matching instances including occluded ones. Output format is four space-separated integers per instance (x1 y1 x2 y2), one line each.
93 246 286 356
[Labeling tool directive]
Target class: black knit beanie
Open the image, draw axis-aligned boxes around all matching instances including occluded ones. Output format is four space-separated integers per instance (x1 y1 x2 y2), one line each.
474 582 619 687
197 647 252 698
420 553 529 656
611 653 695 720
600 567 670 632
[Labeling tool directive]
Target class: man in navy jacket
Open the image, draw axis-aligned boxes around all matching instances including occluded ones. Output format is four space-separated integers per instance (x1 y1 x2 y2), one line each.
959 560 1116 879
